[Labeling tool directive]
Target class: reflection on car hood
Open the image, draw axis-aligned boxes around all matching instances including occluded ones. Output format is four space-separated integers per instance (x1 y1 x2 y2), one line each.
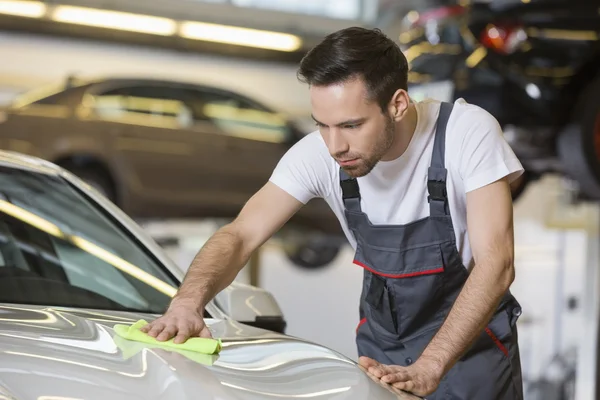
0 303 412 400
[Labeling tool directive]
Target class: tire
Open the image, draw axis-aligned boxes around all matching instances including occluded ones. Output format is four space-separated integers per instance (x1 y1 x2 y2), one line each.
557 73 600 199
283 236 342 270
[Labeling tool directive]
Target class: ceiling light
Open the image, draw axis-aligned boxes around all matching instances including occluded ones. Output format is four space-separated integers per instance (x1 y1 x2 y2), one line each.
180 21 302 52
52 6 177 36
0 0 46 18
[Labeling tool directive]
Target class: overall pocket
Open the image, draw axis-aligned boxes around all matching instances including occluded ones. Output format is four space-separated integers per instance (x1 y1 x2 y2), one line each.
462 298 521 360
364 272 398 337
355 243 447 339
447 302 524 400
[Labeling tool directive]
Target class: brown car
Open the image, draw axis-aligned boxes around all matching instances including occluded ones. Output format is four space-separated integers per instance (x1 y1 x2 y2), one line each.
0 77 345 268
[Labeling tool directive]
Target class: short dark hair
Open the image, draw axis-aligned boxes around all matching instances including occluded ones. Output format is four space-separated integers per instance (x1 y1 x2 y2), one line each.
297 27 409 112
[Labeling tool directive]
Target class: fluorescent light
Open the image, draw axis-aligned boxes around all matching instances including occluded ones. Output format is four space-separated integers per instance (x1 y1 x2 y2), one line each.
0 0 46 18
180 21 302 52
52 6 177 36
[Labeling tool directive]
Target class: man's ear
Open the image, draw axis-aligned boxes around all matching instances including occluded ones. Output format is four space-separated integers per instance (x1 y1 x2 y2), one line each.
388 89 410 121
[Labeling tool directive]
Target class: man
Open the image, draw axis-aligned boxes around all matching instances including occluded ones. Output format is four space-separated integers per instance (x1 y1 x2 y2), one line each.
141 27 525 399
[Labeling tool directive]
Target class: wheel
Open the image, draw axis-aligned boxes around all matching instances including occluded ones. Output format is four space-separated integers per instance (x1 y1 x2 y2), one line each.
62 163 116 203
557 73 600 199
283 236 342 270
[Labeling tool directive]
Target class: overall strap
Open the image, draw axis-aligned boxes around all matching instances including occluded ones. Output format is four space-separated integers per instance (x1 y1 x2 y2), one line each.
339 168 362 212
428 102 454 216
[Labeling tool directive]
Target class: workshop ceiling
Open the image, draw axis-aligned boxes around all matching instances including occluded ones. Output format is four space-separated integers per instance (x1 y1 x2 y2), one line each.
0 0 426 62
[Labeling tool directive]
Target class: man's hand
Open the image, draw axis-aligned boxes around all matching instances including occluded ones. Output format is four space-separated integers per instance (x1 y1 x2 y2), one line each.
359 356 442 397
140 300 211 344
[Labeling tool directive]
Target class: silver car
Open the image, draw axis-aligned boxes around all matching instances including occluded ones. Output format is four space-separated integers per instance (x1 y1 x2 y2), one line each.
0 151 416 399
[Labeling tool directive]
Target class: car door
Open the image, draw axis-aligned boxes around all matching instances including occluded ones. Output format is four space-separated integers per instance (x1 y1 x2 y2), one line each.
185 88 292 211
84 83 213 216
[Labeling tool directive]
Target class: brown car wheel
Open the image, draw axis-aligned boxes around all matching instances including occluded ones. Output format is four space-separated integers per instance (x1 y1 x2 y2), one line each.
283 236 342 270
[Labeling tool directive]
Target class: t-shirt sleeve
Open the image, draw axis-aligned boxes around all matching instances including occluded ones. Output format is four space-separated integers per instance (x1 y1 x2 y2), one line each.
268 132 333 204
454 103 524 193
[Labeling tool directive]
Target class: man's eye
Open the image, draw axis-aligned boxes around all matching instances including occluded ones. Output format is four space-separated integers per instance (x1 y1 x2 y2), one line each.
345 124 360 129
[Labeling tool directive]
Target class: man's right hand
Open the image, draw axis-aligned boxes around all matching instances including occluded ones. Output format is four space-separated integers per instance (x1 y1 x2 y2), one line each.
140 302 211 344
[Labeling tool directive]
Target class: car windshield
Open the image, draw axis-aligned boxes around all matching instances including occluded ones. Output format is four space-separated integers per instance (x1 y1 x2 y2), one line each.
0 165 178 314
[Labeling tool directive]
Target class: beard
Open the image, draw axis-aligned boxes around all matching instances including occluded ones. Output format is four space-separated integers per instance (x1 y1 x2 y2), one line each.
338 116 395 178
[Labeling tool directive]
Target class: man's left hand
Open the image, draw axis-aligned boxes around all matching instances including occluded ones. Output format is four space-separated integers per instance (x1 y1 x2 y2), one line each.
358 356 443 397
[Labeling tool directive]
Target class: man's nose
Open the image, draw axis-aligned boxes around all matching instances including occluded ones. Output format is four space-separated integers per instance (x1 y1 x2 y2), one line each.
328 129 349 156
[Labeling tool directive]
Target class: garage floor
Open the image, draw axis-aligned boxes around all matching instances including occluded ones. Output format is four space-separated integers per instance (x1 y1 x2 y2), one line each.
143 174 599 399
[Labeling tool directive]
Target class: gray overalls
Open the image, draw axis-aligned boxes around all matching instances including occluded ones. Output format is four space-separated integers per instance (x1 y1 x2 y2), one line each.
343 102 524 399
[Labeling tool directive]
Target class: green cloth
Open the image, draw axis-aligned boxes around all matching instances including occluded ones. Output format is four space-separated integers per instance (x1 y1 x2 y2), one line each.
113 319 222 356
113 334 219 366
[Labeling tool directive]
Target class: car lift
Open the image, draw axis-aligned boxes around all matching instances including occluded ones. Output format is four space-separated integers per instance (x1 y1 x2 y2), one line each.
526 182 600 400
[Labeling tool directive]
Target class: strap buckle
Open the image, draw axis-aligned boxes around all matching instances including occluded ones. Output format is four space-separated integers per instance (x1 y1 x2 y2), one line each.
427 180 447 203
341 178 360 200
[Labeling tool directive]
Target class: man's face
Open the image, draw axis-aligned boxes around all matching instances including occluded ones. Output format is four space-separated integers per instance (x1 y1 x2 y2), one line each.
309 78 395 178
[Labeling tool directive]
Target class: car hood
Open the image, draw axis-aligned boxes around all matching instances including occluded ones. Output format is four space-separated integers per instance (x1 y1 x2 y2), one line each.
0 304 416 400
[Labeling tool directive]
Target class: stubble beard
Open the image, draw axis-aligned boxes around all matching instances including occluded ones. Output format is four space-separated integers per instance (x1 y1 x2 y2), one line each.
342 117 395 178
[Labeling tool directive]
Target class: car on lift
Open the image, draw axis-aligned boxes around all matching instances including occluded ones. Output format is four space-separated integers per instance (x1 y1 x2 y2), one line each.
0 77 345 269
401 0 600 201
0 150 415 400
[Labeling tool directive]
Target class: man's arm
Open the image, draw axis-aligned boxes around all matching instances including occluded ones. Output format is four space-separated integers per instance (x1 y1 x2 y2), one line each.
416 176 516 376
141 181 304 343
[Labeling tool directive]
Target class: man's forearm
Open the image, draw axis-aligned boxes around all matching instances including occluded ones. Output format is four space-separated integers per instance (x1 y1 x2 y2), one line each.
170 224 252 311
418 256 515 377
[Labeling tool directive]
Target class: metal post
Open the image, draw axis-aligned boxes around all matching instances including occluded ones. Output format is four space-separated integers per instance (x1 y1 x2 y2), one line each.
573 203 600 399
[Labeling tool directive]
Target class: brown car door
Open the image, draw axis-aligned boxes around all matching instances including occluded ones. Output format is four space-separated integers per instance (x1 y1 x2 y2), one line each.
82 84 219 217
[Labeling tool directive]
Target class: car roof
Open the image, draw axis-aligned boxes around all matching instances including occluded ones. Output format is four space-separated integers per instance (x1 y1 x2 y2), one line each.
57 75 259 98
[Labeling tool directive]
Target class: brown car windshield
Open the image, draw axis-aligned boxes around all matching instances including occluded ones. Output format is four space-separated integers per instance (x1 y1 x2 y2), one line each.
0 165 178 314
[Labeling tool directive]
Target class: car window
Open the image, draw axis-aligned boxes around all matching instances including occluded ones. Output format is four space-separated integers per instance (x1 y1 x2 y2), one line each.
0 166 178 314
88 85 194 129
186 89 293 144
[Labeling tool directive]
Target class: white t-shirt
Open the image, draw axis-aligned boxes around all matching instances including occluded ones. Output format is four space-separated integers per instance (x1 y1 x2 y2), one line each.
269 98 524 270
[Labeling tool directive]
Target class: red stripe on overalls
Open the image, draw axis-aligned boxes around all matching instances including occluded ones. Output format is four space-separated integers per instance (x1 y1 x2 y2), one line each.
356 317 367 333
485 327 509 357
353 260 444 279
